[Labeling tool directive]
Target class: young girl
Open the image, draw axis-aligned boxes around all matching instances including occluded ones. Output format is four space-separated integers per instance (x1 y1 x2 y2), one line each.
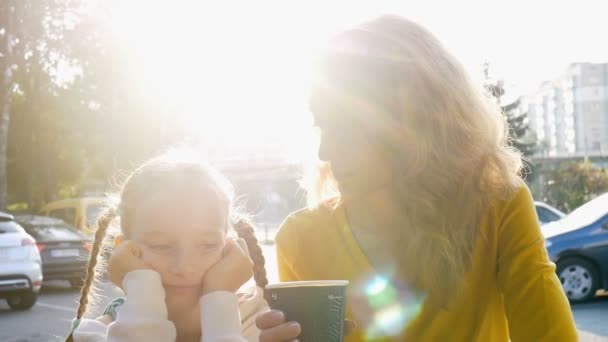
66 151 269 342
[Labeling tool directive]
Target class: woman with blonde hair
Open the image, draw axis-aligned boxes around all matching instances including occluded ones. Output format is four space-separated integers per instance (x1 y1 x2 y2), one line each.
256 15 577 341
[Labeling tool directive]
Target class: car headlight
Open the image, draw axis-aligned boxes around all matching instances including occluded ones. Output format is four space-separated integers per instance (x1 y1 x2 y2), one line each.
544 240 552 248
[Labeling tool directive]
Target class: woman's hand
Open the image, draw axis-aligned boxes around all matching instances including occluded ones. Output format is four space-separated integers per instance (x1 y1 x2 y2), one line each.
107 240 150 289
201 238 254 295
256 310 301 342
256 310 356 341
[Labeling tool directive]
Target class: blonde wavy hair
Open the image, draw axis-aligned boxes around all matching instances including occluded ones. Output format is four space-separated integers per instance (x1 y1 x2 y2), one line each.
306 16 523 302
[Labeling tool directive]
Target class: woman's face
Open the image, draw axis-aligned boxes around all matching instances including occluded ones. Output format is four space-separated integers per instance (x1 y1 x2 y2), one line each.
312 93 396 200
128 188 227 310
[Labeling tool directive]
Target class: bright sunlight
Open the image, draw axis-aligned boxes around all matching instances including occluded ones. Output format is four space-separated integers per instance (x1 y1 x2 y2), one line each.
106 0 608 163
107 1 323 163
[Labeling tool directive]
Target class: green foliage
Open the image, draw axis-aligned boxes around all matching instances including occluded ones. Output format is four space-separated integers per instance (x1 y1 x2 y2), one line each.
2 1 172 209
2 1 89 208
541 162 608 212
6 202 29 213
507 110 537 157
483 63 537 157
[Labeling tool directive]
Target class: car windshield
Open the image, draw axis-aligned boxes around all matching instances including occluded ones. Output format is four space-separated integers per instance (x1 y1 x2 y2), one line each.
562 193 608 228
0 221 23 233
537 207 561 223
24 224 83 241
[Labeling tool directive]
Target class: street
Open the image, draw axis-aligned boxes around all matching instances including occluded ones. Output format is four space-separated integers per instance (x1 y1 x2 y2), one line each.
574 296 608 341
1 245 607 341
0 280 122 342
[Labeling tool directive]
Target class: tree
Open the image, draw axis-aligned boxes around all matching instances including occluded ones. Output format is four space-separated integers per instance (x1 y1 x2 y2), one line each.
1 1 114 208
0 4 16 209
1 1 91 209
483 62 537 157
502 99 537 156
1 1 193 210
541 162 608 212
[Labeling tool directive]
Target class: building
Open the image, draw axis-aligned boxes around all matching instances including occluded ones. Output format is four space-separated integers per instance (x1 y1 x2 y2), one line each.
525 63 608 157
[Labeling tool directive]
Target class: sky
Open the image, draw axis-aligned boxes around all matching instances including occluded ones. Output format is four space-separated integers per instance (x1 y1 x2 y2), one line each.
107 0 608 159
293 0 608 95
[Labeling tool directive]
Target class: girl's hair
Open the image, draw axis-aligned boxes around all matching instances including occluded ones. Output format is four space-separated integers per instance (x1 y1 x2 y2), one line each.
307 16 523 303
66 151 267 341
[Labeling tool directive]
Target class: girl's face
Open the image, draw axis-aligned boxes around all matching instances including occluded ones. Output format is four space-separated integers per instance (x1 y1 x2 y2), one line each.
128 188 227 309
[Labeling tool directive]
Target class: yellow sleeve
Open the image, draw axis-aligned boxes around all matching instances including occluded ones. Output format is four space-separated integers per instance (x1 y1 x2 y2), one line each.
275 216 301 282
496 185 578 341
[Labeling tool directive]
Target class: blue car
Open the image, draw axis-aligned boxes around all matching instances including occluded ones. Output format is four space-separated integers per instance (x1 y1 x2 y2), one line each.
535 201 565 225
543 193 608 302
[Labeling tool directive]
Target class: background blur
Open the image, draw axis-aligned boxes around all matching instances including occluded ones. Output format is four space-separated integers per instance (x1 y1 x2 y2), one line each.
1 0 608 341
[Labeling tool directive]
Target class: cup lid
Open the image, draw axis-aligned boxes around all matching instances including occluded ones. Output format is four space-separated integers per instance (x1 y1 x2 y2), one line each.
265 280 349 289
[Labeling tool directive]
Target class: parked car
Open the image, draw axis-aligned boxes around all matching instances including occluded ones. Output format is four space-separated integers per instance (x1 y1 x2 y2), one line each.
0 211 42 310
534 201 566 225
15 215 91 289
39 197 105 234
543 193 608 302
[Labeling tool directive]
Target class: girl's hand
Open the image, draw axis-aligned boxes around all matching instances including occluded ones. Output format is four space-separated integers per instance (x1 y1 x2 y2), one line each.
201 238 254 295
107 240 150 289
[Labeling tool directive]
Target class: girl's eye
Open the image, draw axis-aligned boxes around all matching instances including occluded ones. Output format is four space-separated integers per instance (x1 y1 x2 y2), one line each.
199 243 220 251
150 244 172 251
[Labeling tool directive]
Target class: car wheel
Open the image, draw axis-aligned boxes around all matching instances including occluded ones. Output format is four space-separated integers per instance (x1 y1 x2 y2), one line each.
556 257 599 303
70 278 85 289
6 291 38 311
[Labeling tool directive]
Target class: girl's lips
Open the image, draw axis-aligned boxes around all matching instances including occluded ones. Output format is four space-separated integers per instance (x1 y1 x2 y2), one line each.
164 284 199 295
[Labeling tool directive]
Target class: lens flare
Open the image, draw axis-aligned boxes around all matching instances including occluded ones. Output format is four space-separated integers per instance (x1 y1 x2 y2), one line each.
366 276 398 308
366 276 388 296
355 275 426 339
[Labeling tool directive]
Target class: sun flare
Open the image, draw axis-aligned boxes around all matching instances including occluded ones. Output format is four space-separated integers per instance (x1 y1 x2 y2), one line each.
106 1 325 163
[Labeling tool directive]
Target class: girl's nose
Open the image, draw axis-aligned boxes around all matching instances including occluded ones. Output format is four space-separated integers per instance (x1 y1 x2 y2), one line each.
169 250 195 275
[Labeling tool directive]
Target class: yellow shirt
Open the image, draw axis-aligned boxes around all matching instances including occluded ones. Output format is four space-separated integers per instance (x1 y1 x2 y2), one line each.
275 185 578 341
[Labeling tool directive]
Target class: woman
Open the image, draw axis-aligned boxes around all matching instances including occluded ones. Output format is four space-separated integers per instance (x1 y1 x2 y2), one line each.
257 15 577 341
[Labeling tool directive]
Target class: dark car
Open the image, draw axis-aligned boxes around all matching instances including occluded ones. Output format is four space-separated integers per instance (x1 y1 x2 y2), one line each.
15 215 91 289
543 193 608 302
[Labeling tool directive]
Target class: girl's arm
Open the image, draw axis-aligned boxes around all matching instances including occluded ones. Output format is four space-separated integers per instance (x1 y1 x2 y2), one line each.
73 270 176 342
199 238 260 341
201 286 268 342
200 291 248 342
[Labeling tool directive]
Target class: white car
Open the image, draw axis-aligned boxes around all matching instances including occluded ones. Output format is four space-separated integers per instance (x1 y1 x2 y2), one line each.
534 201 566 226
0 211 43 310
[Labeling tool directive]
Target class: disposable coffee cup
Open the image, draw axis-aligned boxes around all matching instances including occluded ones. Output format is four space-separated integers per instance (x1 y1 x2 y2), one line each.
265 280 349 342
